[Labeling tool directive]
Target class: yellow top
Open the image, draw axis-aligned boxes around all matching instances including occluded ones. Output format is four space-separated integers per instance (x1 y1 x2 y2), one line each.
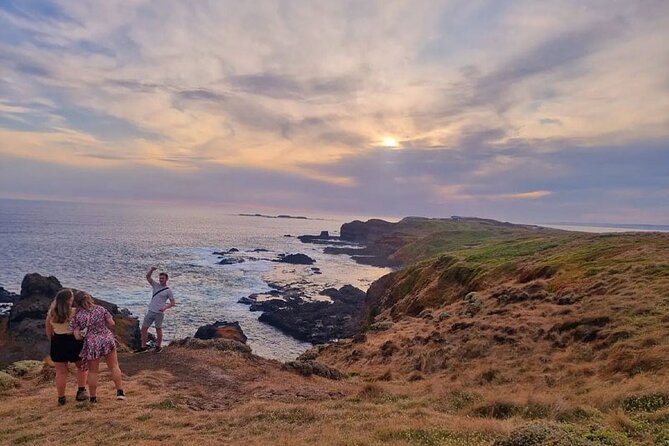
47 306 76 335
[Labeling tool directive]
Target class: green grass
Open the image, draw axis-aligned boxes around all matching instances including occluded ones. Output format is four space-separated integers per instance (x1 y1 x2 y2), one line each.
462 238 561 266
379 427 493 446
249 408 318 424
146 398 181 410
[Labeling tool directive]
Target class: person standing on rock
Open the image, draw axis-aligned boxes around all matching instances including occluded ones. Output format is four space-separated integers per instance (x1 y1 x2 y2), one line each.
136 267 176 353
45 288 89 405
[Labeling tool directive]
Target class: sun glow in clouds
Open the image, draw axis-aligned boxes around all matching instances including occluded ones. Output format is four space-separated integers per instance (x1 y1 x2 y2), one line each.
379 137 400 149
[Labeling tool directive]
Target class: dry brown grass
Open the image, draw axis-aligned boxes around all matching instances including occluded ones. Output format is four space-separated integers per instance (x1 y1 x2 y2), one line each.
0 346 526 446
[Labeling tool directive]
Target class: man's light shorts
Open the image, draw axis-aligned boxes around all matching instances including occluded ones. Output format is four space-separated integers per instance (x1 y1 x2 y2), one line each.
142 310 165 329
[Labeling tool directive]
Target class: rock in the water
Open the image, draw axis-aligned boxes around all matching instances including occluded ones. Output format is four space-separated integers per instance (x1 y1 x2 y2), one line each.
218 258 245 265
0 287 17 303
194 321 248 344
276 253 316 265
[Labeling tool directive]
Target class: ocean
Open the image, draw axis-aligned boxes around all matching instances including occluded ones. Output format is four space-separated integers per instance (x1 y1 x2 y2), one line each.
0 199 392 361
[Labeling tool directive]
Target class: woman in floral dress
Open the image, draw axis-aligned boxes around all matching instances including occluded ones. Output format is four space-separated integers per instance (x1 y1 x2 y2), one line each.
71 290 125 402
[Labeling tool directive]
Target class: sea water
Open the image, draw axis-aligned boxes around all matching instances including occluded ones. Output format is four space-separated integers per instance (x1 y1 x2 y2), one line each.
0 199 392 361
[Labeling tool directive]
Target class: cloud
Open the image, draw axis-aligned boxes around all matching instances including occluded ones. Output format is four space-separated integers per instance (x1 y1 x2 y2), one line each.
0 1 668 222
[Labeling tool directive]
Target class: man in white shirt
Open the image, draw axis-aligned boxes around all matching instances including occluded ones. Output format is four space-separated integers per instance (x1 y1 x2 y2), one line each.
136 266 176 353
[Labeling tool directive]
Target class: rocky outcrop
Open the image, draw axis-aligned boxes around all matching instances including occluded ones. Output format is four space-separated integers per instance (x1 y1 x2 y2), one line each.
276 253 316 265
243 285 367 344
340 219 397 243
194 321 248 344
0 273 142 366
297 231 353 246
0 287 17 303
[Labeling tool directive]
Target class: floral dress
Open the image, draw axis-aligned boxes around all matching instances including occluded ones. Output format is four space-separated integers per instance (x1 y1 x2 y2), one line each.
71 305 117 361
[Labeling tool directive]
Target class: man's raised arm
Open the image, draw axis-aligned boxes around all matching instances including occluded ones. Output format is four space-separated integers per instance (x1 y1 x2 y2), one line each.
146 266 158 285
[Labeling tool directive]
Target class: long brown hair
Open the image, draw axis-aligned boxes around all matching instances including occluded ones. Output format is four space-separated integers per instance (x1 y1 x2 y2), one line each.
51 288 74 324
73 290 95 310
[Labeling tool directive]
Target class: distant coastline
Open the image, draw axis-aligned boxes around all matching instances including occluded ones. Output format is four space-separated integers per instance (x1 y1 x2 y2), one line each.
239 213 310 220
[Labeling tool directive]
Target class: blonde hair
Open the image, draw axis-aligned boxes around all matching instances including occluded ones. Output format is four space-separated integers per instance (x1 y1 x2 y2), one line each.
73 290 95 310
51 288 74 324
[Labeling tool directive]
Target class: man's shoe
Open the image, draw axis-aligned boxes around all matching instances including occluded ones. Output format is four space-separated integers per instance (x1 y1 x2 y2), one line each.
58 396 66 406
134 346 149 353
154 346 163 353
89 396 97 403
116 389 126 400
75 388 89 401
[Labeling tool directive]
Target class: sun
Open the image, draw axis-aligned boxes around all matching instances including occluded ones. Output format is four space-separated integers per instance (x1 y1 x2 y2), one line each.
380 137 400 148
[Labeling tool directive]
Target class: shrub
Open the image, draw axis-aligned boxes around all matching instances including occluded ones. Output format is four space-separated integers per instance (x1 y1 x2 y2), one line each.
0 371 20 391
622 393 669 413
3 360 43 378
474 401 520 419
493 422 593 446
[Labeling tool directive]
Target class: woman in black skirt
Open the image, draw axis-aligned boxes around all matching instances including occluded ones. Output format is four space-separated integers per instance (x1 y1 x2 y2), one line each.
45 288 88 405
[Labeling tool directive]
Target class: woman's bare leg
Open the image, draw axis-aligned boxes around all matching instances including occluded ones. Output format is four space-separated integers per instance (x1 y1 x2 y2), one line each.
104 349 123 390
87 359 100 398
75 361 87 388
54 362 69 397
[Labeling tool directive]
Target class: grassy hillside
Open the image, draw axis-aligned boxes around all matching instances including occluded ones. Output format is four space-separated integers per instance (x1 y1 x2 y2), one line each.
312 221 669 444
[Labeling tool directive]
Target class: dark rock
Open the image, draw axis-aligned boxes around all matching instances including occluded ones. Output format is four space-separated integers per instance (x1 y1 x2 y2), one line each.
227 248 239 253
340 219 396 243
218 258 245 265
253 284 367 344
194 321 247 344
1 273 142 366
252 248 270 252
297 231 352 246
0 287 17 303
276 253 315 265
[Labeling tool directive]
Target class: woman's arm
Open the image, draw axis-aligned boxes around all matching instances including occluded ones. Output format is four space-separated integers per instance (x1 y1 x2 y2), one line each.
105 313 116 330
45 313 54 340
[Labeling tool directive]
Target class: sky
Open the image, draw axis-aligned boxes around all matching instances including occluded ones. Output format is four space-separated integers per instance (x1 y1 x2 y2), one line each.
1 1 668 223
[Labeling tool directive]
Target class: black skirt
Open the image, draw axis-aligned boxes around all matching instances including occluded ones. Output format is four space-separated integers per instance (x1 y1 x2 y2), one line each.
50 333 84 363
